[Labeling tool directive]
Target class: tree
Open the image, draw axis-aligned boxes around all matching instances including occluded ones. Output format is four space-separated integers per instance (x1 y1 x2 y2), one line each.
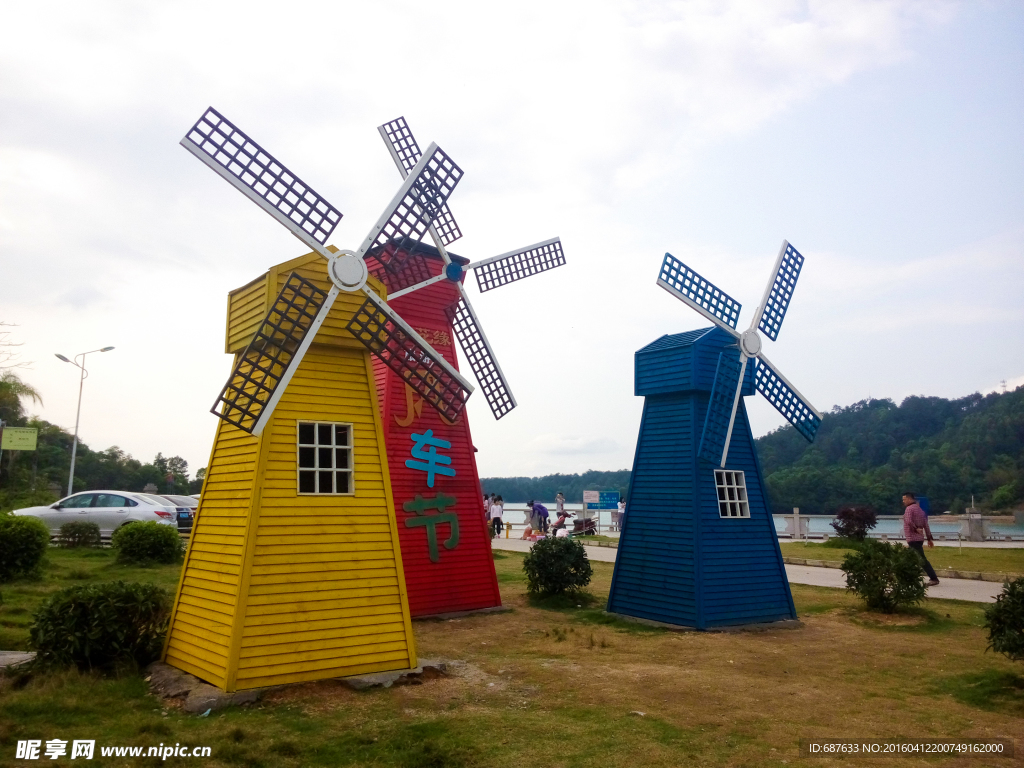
0 322 29 371
0 370 42 426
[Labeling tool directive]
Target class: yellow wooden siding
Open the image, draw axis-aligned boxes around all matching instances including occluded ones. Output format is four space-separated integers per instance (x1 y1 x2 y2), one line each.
162 418 256 686
225 274 269 353
166 252 410 692
224 250 388 356
233 344 414 689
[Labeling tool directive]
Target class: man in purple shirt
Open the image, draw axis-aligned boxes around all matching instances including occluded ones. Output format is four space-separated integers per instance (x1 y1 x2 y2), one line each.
903 492 939 586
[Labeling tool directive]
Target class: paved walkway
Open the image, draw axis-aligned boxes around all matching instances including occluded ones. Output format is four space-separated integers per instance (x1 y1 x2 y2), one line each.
492 539 1004 603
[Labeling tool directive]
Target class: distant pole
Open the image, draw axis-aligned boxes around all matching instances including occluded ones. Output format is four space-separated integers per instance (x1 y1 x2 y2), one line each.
56 346 115 497
793 507 801 540
67 359 86 497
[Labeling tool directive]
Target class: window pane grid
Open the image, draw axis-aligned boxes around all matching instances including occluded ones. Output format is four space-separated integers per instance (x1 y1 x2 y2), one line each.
714 469 750 518
297 421 353 495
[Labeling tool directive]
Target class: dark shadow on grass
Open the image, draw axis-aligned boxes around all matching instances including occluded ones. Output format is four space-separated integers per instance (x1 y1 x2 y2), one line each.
526 591 599 612
849 606 957 634
931 670 1024 715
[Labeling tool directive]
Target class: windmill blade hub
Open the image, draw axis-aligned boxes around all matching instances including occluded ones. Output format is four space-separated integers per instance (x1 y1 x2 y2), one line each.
740 328 762 357
328 250 369 292
445 262 464 282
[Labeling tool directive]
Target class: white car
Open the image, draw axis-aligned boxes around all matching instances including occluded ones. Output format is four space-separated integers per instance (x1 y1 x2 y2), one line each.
14 490 177 539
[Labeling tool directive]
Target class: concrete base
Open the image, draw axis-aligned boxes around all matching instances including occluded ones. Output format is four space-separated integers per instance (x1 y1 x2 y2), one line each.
0 651 35 670
412 606 512 621
340 659 453 690
147 658 456 712
605 611 803 633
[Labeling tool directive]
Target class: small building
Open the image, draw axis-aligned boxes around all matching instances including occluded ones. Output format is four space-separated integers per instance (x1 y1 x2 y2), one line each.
162 250 417 692
364 243 502 617
607 327 797 629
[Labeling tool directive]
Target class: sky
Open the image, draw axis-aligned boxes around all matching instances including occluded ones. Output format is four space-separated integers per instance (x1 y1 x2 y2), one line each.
1 0 1021 479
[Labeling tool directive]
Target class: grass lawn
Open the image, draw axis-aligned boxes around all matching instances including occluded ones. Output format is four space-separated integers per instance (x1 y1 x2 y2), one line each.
0 547 1021 767
780 541 1024 576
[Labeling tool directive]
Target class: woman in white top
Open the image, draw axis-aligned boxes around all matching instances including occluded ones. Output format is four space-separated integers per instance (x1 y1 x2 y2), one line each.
489 496 504 539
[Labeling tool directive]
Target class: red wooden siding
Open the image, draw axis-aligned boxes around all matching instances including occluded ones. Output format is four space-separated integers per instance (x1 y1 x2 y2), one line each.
368 249 502 617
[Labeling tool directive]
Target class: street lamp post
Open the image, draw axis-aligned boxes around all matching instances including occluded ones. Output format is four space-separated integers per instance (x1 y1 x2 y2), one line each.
55 347 114 497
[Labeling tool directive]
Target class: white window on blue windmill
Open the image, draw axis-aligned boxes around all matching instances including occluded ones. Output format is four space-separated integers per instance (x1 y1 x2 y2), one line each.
297 421 354 495
714 469 749 518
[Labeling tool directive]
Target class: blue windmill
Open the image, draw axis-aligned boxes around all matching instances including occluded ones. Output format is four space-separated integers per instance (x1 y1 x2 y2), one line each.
607 242 823 630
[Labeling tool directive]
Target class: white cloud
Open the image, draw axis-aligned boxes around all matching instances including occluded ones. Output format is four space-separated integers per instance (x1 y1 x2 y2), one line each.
5 0 1018 480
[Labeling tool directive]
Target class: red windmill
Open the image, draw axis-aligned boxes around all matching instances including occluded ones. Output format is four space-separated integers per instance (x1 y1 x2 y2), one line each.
368 117 566 617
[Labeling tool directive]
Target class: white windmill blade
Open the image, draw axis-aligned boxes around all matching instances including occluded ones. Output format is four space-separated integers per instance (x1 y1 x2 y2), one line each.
751 240 805 341
346 289 475 423
466 238 566 294
753 352 822 442
697 349 746 466
445 283 517 420
181 107 342 259
657 253 742 338
354 142 463 269
388 272 450 300
378 116 463 246
211 274 337 436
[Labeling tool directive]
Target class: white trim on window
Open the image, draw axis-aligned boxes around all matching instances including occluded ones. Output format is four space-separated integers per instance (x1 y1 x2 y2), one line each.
714 469 749 518
296 421 354 496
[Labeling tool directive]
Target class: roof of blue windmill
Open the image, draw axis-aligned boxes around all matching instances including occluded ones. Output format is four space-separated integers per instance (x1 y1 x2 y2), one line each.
656 242 822 468
374 116 567 421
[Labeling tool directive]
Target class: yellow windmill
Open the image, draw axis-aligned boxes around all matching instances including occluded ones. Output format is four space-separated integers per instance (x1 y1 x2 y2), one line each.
162 108 475 692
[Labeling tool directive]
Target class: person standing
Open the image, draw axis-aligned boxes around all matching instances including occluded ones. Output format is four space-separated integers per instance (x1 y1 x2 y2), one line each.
489 496 504 539
616 499 626 532
555 492 565 516
903 492 939 586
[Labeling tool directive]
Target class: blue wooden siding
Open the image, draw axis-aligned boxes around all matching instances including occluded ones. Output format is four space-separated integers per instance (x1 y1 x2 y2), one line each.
607 394 698 627
609 326 796 629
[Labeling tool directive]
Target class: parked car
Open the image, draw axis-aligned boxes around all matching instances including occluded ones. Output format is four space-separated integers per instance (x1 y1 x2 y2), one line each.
13 491 177 539
157 494 199 532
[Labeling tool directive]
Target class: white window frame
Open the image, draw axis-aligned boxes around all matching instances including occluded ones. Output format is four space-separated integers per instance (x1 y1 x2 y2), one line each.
714 469 749 518
296 420 354 496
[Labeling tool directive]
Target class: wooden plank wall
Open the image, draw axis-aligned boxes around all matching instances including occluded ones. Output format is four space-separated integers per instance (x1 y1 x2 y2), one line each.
607 394 698 627
233 345 416 689
368 251 502 617
164 419 256 688
696 398 796 627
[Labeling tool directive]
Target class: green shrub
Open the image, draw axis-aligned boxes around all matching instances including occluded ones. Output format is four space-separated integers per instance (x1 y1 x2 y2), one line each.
0 514 51 582
984 577 1024 662
59 521 101 549
30 581 171 670
830 505 877 541
842 539 925 613
523 536 593 596
111 521 183 565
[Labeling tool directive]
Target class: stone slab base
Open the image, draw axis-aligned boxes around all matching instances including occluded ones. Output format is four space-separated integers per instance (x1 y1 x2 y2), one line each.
605 611 803 633
148 658 456 713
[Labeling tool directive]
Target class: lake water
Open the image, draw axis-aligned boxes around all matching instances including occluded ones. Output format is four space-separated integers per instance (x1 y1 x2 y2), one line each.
494 503 1024 539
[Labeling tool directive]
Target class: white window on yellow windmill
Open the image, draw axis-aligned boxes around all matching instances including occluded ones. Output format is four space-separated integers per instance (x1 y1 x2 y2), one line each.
297 421 354 495
714 469 749 518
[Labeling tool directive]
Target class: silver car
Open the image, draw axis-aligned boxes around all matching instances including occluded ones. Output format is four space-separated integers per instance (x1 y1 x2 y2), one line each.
14 491 177 539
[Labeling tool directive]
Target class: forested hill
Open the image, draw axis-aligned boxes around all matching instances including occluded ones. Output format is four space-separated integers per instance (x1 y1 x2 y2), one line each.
755 386 1024 515
481 387 1024 515
480 470 630 504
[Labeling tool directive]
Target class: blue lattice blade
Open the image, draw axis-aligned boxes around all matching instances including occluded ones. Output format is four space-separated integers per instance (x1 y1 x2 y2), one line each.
756 241 805 341
182 108 342 255
378 117 462 246
754 353 822 443
657 253 742 334
698 349 744 464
